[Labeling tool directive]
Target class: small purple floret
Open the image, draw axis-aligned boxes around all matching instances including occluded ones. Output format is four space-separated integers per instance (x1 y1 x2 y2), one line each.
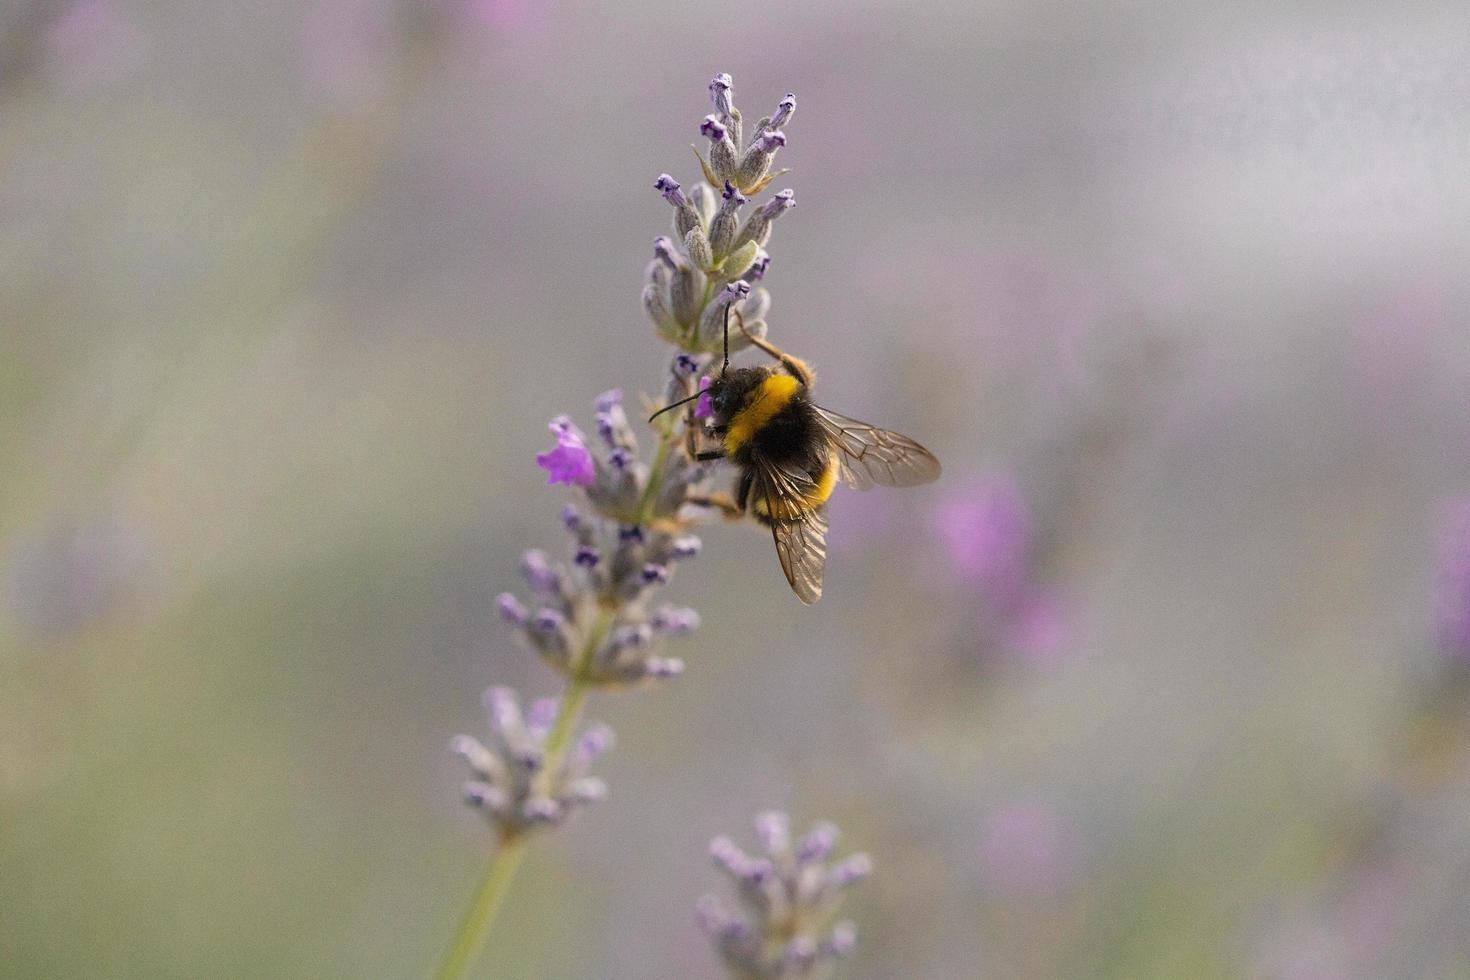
700 115 728 141
618 524 644 542
655 173 687 207
536 419 596 487
594 388 623 411
496 592 527 625
694 376 713 419
721 180 747 204
607 447 633 471
653 235 679 267
745 249 770 282
641 563 670 584
756 129 786 152
533 608 564 632
574 546 601 567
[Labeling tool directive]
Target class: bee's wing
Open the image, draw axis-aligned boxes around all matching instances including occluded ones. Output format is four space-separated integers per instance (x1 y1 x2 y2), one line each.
749 455 828 605
813 406 942 490
771 507 828 605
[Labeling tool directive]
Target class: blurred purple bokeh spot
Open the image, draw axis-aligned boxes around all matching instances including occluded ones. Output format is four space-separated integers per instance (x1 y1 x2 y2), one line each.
978 799 1076 899
1432 497 1470 661
6 519 149 634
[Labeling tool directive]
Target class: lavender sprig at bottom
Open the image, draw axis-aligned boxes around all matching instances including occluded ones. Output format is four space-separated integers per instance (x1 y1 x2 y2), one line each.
699 812 871 980
437 71 806 980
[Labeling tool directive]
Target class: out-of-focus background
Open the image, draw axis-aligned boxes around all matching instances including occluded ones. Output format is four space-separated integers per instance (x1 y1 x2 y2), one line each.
5 1 1470 977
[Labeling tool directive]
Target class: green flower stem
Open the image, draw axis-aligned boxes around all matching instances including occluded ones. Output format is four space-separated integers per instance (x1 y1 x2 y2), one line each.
433 608 615 980
634 430 676 526
432 833 528 980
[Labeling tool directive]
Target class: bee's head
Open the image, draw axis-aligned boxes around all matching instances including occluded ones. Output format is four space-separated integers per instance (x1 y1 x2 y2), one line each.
705 367 766 426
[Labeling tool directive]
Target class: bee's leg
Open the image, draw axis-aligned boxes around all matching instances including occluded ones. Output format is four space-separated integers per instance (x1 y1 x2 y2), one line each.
734 469 754 512
733 309 814 386
683 491 743 520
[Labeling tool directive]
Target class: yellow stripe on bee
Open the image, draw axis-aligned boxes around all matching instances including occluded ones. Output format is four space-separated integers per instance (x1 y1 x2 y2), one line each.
753 457 840 520
723 373 802 456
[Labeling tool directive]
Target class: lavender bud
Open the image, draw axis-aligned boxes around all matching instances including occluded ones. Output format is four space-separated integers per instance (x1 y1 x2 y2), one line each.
670 260 704 326
520 549 557 593
797 822 839 863
771 92 796 130
824 921 858 957
607 448 633 471
783 936 819 970
708 72 734 117
654 173 686 206
560 504 582 531
532 607 565 633
574 546 601 567
643 282 676 337
464 781 508 813
564 777 608 804
651 605 701 635
484 686 522 737
688 182 718 226
743 247 770 282
670 535 702 559
673 353 701 377
594 388 622 412
717 281 751 305
656 173 703 238
645 657 685 678
736 131 787 193
708 182 748 259
700 114 728 141
641 563 670 585
652 235 679 269
495 592 527 625
685 226 713 271
711 836 748 875
526 697 558 735
755 810 791 855
619 524 645 542
830 853 873 888
449 734 496 774
614 622 653 650
575 722 615 762
761 188 796 219
696 894 731 935
756 129 786 152
734 189 794 251
702 115 738 183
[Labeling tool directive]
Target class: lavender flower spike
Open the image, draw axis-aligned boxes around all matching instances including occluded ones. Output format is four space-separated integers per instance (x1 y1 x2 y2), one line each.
698 812 872 979
452 687 613 839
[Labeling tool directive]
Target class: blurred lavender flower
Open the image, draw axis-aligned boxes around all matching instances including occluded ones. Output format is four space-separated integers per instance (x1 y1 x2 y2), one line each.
6 519 148 634
978 800 1077 899
452 687 612 837
42 0 143 90
935 473 1068 663
1432 497 1470 662
698 812 869 979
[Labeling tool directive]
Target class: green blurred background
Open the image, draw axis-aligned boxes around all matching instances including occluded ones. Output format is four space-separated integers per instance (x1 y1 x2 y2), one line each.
5 1 1470 977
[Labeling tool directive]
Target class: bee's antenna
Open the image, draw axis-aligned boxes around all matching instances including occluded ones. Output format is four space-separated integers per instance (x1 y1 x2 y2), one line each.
647 389 704 424
722 301 732 375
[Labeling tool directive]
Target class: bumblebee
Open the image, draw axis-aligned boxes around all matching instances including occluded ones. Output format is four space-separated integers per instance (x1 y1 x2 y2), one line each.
652 306 941 603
